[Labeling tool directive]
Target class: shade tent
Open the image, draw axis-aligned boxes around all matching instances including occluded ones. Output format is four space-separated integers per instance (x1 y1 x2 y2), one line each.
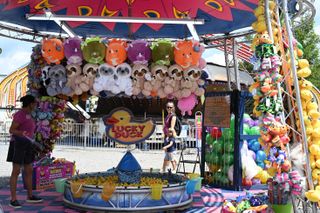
0 0 258 38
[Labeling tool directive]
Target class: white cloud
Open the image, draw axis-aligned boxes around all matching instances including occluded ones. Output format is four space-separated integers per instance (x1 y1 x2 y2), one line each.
0 51 31 75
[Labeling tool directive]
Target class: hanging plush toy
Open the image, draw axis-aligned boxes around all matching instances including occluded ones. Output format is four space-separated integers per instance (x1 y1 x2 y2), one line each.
46 64 71 96
177 93 198 116
174 40 202 69
184 66 205 96
81 37 106 64
93 63 116 94
131 64 149 96
151 40 174 66
41 38 64 65
168 64 184 99
65 64 89 96
151 65 167 98
112 63 133 96
83 63 99 96
127 40 151 65
64 37 83 65
105 39 127 66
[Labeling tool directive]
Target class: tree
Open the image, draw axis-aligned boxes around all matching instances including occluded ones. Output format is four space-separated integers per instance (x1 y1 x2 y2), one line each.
294 21 320 89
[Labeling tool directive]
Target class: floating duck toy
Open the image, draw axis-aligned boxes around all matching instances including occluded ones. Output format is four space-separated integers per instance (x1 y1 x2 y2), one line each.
103 108 155 145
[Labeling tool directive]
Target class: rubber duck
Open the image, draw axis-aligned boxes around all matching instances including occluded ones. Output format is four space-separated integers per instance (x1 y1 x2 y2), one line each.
103 108 155 144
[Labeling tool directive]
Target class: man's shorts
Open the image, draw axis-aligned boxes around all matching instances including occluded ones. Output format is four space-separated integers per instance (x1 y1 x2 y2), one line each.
164 152 175 161
6 137 35 165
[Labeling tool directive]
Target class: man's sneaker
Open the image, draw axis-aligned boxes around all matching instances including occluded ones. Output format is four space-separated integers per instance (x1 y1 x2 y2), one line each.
26 195 43 203
9 200 22 208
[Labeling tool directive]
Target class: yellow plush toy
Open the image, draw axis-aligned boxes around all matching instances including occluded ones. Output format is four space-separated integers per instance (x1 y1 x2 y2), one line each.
298 59 310 68
297 67 312 78
310 144 320 156
300 89 313 102
305 187 320 202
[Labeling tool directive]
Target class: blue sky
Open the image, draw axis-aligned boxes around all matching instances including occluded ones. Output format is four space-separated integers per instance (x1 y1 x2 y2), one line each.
0 2 319 75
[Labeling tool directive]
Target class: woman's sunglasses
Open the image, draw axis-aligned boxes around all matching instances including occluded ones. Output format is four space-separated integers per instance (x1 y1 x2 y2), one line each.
167 106 173 109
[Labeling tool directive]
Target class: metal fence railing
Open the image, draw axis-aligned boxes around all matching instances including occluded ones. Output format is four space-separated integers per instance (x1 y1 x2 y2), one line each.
0 121 201 151
0 121 12 144
56 123 200 150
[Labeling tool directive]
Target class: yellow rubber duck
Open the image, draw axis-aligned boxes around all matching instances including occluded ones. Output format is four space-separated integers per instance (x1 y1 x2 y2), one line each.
104 108 155 144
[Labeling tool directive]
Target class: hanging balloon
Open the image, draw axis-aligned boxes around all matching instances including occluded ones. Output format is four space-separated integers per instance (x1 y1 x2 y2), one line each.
222 128 233 140
210 153 220 165
248 140 261 152
211 127 222 139
256 161 265 169
221 153 234 165
249 126 260 135
224 141 234 153
212 140 224 153
206 133 213 145
243 123 250 135
255 150 267 162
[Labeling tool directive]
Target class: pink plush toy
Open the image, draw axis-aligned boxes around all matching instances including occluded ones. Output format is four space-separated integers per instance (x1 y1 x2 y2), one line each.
177 93 198 116
64 37 83 65
127 40 151 65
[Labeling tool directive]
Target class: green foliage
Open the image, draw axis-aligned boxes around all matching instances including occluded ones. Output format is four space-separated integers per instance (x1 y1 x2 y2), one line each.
294 21 320 88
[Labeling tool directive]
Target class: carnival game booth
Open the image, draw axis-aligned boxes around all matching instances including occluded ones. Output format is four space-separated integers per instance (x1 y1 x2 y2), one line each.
0 0 317 212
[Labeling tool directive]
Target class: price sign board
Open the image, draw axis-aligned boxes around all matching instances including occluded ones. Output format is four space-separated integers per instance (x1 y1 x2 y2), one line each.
204 95 231 127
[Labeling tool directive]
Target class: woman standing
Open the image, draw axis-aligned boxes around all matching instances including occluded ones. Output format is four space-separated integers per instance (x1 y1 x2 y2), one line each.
162 101 177 172
7 95 43 208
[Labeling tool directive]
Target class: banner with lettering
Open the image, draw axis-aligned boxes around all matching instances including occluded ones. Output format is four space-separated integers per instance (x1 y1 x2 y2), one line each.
103 108 156 145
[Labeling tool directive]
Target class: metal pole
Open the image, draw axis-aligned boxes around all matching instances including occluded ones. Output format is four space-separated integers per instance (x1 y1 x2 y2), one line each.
232 38 240 90
264 0 274 43
282 0 317 212
224 38 231 90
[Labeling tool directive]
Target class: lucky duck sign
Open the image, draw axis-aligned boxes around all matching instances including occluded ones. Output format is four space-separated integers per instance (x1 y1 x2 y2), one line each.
103 108 156 145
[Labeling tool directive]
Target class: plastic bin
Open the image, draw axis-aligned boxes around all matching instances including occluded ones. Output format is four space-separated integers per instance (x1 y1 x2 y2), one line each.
151 184 163 200
195 177 203 191
186 179 198 194
188 173 200 180
272 204 293 213
70 181 83 198
53 178 67 193
101 183 116 201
